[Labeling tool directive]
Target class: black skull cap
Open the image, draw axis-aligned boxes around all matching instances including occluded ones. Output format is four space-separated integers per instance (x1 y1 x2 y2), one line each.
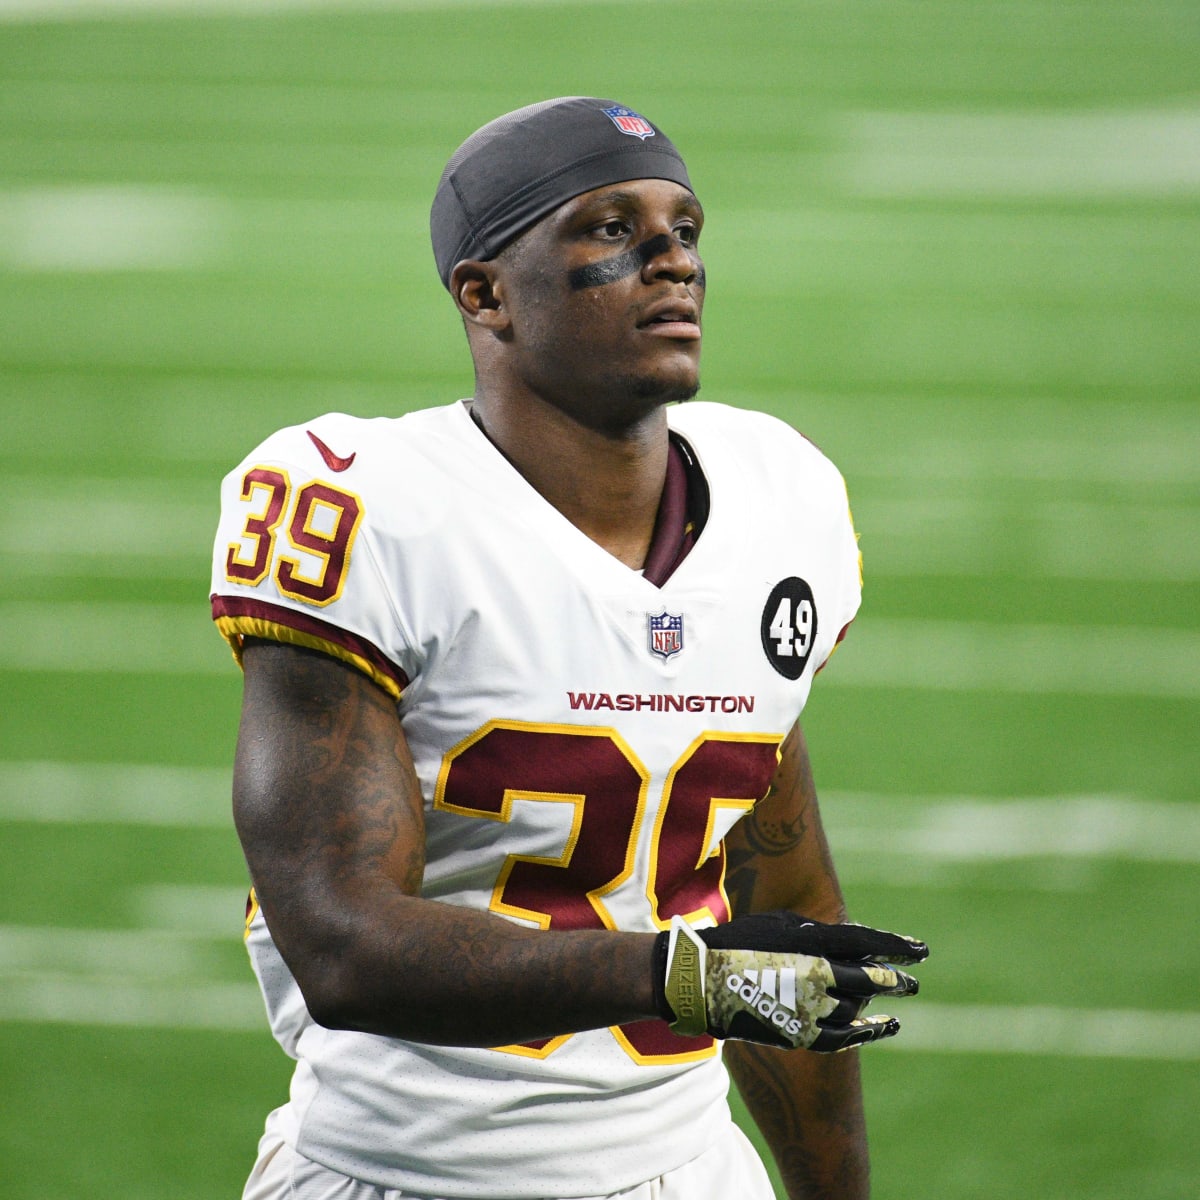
430 97 693 290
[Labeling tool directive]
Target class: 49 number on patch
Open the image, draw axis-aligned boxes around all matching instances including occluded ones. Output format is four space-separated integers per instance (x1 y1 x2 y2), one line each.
760 577 818 680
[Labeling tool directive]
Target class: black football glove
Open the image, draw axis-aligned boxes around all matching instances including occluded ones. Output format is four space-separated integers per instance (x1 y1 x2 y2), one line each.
653 911 928 1052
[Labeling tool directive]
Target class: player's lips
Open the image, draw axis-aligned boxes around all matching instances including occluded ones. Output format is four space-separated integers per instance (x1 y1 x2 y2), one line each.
637 298 701 339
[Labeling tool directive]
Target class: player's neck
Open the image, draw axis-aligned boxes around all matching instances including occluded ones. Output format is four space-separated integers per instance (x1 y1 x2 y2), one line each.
469 394 669 571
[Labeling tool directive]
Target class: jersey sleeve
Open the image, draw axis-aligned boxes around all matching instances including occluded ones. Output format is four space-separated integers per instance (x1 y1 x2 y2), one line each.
209 417 414 699
752 409 864 677
814 469 863 673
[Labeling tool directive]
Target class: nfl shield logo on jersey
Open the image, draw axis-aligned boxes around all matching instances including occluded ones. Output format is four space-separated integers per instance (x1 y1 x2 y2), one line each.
603 105 655 140
647 611 684 660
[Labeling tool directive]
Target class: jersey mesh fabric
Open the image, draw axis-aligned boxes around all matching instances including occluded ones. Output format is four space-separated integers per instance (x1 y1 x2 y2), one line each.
212 399 861 1197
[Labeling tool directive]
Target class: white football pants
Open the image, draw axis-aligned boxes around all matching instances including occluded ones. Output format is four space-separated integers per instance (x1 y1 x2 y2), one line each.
241 1112 776 1200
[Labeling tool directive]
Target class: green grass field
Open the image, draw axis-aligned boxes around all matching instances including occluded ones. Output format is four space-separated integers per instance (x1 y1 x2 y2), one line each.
2 2 1197 1196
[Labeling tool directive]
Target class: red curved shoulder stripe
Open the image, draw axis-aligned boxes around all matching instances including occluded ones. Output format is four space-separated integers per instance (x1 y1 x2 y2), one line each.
210 594 409 699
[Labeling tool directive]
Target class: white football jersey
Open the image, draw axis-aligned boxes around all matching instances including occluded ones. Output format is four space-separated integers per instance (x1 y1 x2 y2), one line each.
211 399 861 1198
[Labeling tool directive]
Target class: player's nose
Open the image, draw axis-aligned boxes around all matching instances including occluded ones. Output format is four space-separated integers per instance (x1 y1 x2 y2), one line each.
640 233 701 285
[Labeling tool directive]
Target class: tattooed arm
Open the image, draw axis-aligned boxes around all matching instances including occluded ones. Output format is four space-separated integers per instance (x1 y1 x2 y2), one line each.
232 639 657 1044
721 721 870 1200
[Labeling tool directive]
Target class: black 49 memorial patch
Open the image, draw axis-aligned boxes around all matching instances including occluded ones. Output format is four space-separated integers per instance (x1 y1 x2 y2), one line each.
761 577 818 680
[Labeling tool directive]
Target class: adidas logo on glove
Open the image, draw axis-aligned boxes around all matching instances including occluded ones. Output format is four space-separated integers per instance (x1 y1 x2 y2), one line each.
723 966 804 1038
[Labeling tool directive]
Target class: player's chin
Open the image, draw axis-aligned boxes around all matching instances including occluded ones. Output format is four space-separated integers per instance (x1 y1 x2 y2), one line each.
580 375 698 435
624 356 702 405
629 373 701 404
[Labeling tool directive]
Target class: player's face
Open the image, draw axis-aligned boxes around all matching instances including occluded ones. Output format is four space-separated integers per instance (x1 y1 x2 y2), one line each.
496 178 705 432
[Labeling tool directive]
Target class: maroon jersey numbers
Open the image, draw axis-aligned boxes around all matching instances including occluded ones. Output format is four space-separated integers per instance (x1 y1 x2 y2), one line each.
436 721 781 1064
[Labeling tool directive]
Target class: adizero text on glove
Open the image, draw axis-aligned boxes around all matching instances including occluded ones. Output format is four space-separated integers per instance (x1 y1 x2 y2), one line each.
653 912 928 1052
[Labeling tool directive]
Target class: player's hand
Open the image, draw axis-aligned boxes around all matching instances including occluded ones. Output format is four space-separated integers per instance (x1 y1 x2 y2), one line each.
653 911 928 1052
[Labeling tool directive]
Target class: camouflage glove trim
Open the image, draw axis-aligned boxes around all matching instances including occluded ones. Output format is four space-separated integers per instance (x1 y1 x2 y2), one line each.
658 914 927 1052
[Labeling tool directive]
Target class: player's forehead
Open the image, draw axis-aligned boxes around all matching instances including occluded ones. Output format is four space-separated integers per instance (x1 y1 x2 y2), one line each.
552 179 704 227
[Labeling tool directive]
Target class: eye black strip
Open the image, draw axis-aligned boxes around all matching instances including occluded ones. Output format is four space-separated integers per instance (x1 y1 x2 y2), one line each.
568 234 689 291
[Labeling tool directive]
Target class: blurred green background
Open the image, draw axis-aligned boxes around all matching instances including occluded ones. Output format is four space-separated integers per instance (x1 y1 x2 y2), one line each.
1 1 1197 1197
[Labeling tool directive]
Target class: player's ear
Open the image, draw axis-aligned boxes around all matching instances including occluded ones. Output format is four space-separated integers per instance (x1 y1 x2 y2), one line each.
451 260 510 332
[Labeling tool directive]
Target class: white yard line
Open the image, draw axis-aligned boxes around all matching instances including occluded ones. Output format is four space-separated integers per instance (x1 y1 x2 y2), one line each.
0 0 623 21
0 947 1195 1060
728 205 1200 253
131 883 249 932
9 489 1200 582
0 186 227 271
0 602 231 674
882 1003 1200 1061
7 475 1198 582
0 976 264 1029
824 618 1200 699
846 438 1200 489
821 794 1200 865
853 497 1199 582
14 389 1191 490
3 603 1198 695
837 108 1200 199
0 924 221 975
0 761 232 825
2 773 1196 1053
3 761 1197 866
6 478 213 560
0 923 261 1029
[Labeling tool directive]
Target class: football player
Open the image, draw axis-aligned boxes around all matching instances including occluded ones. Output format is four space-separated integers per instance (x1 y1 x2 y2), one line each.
212 96 928 1200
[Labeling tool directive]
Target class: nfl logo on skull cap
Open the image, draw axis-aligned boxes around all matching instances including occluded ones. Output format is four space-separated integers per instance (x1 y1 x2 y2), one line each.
648 611 684 660
603 105 656 140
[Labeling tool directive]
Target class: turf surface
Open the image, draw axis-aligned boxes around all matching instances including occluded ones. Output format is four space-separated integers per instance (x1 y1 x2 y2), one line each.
2 2 1197 1196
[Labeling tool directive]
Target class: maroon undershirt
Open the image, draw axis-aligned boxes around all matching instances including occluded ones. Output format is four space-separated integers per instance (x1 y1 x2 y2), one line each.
641 433 705 587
